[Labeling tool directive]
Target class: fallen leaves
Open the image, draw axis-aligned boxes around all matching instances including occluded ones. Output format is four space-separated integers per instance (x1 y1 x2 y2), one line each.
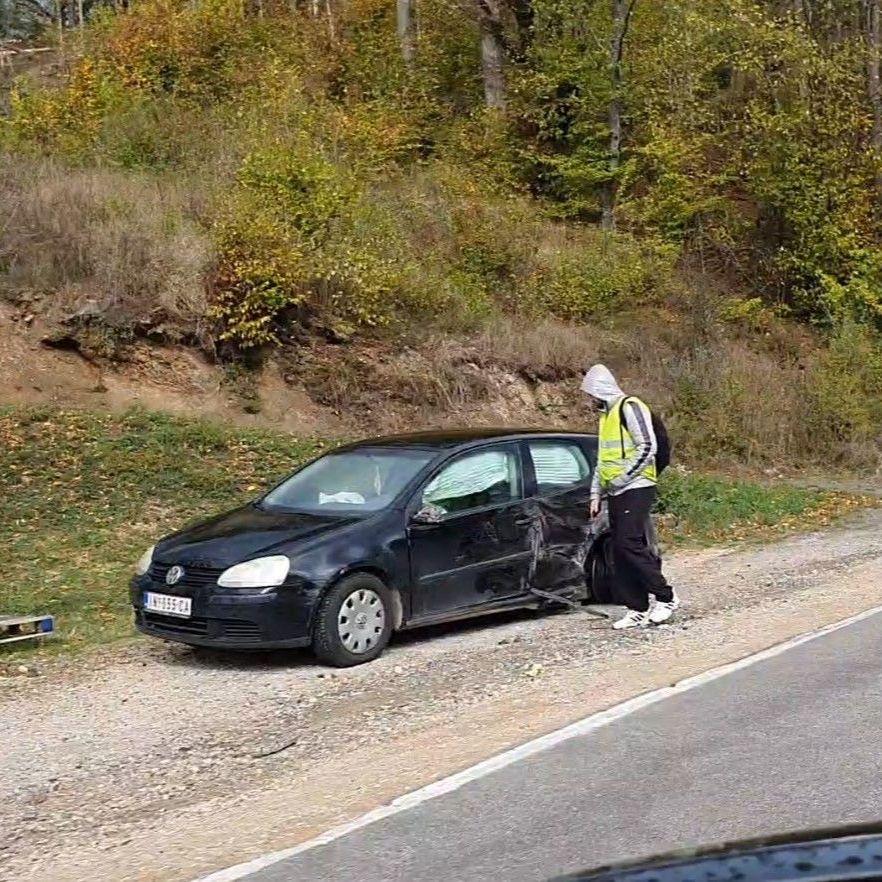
0 406 322 655
657 479 876 548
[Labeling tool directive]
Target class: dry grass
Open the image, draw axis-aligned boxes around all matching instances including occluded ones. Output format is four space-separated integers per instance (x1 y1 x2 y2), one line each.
661 342 809 465
468 316 601 381
405 309 881 472
0 156 211 342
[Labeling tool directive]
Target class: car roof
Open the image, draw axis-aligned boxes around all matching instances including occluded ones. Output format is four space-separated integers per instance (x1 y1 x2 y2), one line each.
337 428 596 451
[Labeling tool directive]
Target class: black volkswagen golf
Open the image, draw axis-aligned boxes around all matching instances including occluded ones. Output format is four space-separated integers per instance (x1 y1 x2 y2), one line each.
131 429 604 666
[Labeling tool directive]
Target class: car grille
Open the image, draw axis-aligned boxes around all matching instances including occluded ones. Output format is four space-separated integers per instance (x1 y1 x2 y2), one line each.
221 621 262 642
149 562 223 588
143 612 209 635
140 612 261 643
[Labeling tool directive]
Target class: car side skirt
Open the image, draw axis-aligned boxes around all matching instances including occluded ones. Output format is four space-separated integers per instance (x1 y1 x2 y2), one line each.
401 596 543 631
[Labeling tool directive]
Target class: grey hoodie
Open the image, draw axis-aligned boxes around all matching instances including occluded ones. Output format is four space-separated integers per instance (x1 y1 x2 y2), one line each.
582 364 657 502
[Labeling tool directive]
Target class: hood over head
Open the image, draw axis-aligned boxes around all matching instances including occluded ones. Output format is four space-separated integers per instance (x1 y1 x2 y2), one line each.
581 364 624 403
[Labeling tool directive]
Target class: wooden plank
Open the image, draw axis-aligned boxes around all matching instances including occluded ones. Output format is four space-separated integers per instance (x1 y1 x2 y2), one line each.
0 631 53 645
0 614 51 627
0 614 55 645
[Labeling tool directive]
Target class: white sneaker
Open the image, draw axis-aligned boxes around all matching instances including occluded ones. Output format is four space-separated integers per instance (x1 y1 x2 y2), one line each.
612 609 650 630
649 590 681 624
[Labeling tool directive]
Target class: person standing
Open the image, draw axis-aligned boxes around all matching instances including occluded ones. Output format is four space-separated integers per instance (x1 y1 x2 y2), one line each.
583 364 680 629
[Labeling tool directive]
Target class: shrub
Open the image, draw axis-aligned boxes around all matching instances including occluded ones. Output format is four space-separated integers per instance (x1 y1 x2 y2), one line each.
3 58 123 159
469 316 600 381
805 322 882 467
521 231 677 322
211 142 412 346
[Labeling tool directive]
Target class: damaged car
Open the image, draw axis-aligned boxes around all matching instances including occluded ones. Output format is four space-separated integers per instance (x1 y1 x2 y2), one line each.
131 429 615 666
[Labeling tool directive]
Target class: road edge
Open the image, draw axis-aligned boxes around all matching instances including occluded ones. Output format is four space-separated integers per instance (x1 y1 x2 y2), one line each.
193 601 882 882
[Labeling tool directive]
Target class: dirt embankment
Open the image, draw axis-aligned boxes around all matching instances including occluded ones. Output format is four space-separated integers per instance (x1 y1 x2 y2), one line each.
0 301 343 434
3 509 882 882
0 300 591 437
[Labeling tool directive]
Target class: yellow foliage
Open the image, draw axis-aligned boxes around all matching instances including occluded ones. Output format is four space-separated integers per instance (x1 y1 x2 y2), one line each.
96 0 250 98
5 58 111 155
210 143 405 346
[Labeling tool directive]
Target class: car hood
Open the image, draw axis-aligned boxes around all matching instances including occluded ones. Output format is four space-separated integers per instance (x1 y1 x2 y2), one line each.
156 505 359 567
551 823 882 882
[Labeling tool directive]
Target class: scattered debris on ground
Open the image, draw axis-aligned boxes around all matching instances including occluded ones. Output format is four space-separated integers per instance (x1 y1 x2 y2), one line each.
3 509 882 882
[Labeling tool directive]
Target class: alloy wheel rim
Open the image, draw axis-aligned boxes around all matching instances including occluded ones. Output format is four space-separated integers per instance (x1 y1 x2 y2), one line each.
338 588 385 654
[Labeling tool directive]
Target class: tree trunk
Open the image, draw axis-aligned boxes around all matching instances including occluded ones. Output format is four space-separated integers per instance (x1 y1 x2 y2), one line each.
397 0 416 66
790 0 810 30
480 19 506 109
602 0 634 231
867 0 882 199
510 0 533 59
325 0 336 41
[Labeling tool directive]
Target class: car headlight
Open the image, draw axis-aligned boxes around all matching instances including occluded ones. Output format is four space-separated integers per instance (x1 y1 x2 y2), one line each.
135 545 155 576
217 555 290 589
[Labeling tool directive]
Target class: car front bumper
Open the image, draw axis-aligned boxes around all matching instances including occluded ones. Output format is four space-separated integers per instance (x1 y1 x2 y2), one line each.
131 577 316 650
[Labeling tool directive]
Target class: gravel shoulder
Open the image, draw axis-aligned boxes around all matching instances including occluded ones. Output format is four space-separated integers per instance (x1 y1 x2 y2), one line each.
4 509 882 882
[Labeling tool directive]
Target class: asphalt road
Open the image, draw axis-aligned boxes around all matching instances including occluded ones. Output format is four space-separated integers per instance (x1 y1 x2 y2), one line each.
233 609 882 882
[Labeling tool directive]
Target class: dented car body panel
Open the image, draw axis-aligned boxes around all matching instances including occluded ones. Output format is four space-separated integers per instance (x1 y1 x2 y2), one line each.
131 429 600 651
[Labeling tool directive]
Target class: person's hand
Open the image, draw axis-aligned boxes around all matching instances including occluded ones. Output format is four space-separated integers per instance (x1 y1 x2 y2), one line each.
589 498 601 519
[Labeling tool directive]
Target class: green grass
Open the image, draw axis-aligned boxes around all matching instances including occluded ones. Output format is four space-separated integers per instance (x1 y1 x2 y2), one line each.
0 407 869 658
656 469 866 545
0 407 324 655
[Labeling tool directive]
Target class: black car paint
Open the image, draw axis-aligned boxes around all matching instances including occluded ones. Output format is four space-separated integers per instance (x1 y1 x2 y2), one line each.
407 440 533 618
131 430 599 651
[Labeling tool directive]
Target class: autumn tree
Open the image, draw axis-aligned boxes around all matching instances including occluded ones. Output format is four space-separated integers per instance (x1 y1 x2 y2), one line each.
601 0 636 230
397 0 416 65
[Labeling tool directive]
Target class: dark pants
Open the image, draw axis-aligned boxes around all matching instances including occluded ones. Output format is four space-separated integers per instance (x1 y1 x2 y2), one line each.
608 486 672 613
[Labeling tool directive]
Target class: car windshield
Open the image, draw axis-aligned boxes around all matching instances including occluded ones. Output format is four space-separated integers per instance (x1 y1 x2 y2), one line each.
261 447 434 514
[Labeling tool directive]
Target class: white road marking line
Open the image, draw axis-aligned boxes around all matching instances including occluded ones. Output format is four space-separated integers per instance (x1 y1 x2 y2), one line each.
193 602 882 882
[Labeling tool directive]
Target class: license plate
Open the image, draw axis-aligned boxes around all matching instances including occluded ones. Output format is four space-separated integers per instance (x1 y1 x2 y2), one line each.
144 592 192 618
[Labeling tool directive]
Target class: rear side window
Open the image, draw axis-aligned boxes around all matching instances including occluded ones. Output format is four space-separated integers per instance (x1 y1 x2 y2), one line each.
528 441 590 493
422 447 521 515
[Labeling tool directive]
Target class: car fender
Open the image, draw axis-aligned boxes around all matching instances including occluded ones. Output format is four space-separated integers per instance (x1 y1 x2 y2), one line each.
307 564 404 634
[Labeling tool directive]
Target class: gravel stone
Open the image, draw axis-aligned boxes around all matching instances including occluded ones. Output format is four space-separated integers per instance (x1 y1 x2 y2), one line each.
3 509 882 882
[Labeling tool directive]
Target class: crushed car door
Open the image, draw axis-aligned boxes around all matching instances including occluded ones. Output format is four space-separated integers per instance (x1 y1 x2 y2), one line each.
407 443 533 619
523 439 595 599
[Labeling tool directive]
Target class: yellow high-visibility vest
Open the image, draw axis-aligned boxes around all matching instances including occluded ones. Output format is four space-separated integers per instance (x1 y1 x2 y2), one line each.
597 396 657 488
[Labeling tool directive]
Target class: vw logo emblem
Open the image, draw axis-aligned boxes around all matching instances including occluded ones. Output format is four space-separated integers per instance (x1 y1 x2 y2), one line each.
165 565 184 586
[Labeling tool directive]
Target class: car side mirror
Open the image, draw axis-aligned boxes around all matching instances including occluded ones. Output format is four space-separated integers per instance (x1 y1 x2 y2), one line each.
411 503 445 525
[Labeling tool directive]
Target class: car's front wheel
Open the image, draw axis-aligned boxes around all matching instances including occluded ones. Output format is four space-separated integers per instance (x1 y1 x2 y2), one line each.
312 573 393 667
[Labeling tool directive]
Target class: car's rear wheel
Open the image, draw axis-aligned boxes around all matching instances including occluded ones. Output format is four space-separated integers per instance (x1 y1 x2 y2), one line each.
312 573 393 667
586 534 616 605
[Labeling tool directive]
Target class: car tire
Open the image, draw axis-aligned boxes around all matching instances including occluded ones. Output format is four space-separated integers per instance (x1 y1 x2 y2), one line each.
312 573 394 667
586 534 616 605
